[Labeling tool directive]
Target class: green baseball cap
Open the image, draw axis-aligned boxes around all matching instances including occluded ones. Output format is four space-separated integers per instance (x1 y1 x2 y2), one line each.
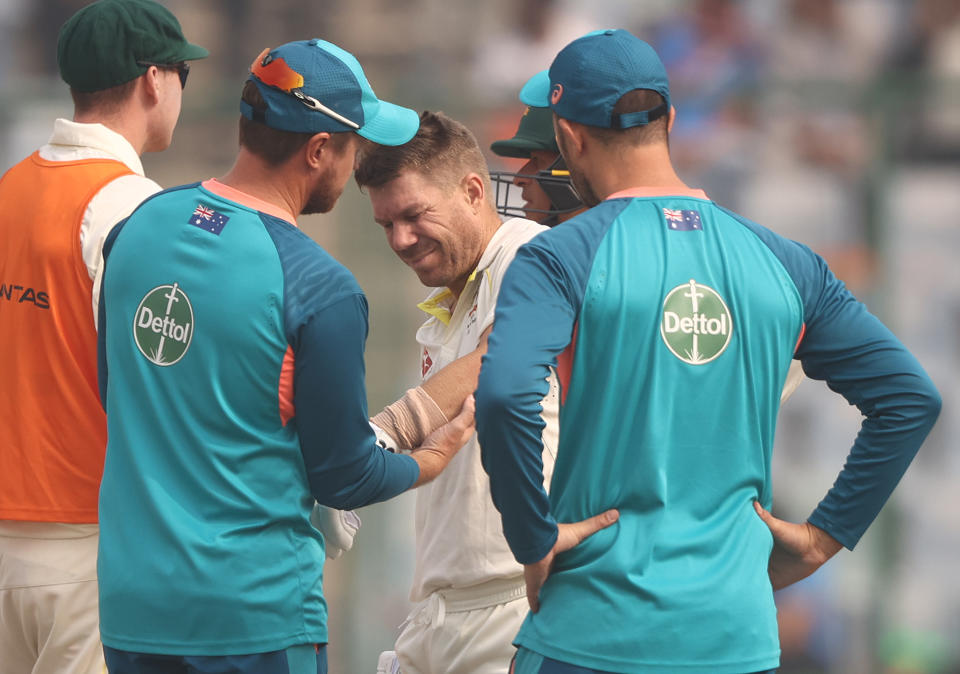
58 0 209 93
490 105 559 159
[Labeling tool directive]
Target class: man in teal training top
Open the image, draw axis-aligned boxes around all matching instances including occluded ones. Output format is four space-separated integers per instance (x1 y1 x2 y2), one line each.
97 39 473 674
476 29 940 674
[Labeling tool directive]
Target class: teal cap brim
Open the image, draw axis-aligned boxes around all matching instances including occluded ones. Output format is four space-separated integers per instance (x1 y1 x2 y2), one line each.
519 70 551 107
357 99 420 146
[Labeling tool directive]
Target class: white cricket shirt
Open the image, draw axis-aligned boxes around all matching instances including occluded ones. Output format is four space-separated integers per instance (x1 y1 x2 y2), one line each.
409 217 560 601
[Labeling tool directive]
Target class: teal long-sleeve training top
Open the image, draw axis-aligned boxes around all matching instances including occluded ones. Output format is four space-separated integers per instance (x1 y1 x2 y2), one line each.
476 188 940 674
97 181 418 655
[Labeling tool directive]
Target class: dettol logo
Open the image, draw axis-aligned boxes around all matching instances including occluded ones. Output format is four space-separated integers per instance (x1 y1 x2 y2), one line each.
660 279 732 365
133 283 194 366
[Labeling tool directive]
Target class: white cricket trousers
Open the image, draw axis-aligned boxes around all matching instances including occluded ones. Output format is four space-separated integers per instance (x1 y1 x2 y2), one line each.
378 576 528 674
0 521 104 674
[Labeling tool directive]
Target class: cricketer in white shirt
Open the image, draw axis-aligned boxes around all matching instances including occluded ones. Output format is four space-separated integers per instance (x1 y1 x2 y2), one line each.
376 217 558 674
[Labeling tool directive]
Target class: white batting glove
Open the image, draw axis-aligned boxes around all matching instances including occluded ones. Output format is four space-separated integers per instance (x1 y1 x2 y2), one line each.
310 504 361 560
376 651 401 674
370 420 406 454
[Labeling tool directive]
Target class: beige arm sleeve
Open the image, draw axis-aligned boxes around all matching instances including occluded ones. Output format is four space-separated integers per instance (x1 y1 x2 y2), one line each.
371 386 449 451
373 325 492 449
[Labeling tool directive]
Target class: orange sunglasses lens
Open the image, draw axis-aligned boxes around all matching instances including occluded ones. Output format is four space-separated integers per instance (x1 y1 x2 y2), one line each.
250 48 304 92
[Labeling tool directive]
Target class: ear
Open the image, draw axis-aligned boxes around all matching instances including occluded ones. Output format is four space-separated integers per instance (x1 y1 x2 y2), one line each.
554 117 585 160
461 172 485 213
667 105 676 134
304 132 333 170
141 66 163 106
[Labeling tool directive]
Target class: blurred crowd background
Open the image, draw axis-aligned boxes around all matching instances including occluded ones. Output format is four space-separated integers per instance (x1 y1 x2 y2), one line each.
1 1 958 672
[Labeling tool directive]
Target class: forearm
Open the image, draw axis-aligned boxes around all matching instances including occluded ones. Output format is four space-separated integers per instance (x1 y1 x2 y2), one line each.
295 296 420 508
420 347 483 418
311 449 419 510
808 373 940 548
372 326 491 448
798 283 941 548
409 394 477 487
370 386 448 450
410 446 455 487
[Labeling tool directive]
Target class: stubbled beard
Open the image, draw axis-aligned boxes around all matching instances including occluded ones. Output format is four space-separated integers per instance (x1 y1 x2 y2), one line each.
301 181 342 215
568 167 601 208
556 130 601 208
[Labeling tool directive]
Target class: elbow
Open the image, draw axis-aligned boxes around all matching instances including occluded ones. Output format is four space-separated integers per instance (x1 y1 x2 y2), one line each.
312 476 366 511
309 448 413 511
920 378 942 428
898 376 942 443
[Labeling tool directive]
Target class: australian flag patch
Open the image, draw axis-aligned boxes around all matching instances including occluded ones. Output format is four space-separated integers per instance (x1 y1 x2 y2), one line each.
188 204 229 235
663 208 702 231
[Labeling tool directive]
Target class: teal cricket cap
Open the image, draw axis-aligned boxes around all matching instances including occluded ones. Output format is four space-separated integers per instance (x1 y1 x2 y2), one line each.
57 0 208 93
242 39 419 146
521 29 670 129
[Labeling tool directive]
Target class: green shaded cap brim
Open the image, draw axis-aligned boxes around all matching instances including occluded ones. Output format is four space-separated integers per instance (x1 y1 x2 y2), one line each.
175 43 210 62
489 137 554 159
357 100 420 146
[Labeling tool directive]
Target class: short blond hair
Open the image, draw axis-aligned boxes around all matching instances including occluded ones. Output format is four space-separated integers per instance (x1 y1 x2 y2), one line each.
355 110 490 194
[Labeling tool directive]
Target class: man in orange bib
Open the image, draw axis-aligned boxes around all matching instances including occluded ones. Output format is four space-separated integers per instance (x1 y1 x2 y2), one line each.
0 2 207 672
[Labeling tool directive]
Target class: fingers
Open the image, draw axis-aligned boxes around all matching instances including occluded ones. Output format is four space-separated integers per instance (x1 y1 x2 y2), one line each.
411 396 475 487
753 500 774 525
555 509 619 553
421 395 474 449
449 394 476 445
754 500 788 535
753 501 793 543
454 394 475 424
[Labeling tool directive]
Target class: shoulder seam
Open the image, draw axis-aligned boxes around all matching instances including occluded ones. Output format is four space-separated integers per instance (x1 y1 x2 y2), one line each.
717 204 808 326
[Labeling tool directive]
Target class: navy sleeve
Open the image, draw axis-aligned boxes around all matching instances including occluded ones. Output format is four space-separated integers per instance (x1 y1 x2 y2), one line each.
260 212 418 510
292 294 419 510
476 205 620 564
732 212 941 549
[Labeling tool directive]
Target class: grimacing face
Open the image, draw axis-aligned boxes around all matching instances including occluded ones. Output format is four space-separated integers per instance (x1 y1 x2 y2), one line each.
367 169 486 294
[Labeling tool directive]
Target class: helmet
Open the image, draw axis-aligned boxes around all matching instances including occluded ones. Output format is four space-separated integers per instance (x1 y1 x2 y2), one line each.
490 103 583 226
490 154 583 227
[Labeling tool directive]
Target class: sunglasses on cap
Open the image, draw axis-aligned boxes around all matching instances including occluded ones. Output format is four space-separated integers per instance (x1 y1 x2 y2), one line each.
137 61 190 89
250 48 360 130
